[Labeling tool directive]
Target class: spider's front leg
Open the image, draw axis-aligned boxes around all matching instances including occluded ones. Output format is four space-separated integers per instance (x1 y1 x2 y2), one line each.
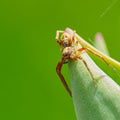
56 57 72 97
55 30 64 40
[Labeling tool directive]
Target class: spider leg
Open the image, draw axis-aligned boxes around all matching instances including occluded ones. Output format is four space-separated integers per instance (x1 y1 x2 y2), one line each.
56 57 72 97
85 47 109 65
56 30 64 40
71 48 96 84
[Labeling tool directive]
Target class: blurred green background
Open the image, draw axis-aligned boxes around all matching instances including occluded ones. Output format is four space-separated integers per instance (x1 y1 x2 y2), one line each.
0 0 120 120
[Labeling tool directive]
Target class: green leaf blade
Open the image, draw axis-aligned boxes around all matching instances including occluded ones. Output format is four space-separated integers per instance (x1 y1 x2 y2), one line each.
68 52 120 120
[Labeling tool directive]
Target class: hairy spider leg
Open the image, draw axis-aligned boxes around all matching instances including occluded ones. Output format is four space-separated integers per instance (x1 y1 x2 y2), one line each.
56 57 72 97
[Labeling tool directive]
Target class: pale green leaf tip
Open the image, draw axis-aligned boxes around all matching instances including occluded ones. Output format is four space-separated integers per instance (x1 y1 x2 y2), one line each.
68 50 120 120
